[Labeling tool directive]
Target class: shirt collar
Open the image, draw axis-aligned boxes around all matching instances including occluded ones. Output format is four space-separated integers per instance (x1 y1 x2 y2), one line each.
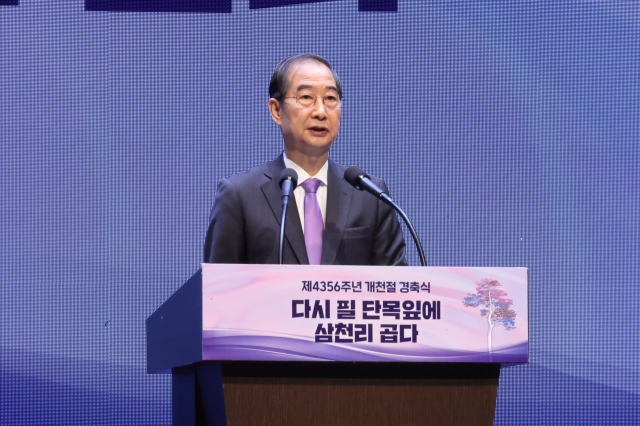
282 151 329 186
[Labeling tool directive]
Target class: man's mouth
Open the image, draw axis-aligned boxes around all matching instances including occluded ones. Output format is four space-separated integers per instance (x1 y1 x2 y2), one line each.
309 126 329 134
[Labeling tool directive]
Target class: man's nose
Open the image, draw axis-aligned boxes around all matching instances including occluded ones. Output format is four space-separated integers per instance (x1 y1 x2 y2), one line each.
311 99 328 119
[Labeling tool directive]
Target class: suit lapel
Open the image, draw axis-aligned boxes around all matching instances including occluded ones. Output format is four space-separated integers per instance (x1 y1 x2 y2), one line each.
261 155 309 264
322 161 353 265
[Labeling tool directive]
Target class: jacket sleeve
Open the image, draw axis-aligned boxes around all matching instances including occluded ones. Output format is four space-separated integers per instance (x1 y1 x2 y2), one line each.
203 178 246 264
371 179 408 266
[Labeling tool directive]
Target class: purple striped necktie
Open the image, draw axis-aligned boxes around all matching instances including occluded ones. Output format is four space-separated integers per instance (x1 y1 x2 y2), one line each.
300 178 323 265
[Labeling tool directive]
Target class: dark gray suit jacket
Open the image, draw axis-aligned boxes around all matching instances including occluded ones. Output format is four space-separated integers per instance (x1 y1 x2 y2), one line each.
204 155 407 266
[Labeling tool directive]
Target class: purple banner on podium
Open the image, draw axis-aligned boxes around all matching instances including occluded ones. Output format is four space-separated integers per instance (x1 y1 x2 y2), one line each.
201 264 528 362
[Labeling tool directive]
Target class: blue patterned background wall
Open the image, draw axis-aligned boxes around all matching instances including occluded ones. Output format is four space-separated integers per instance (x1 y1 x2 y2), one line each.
1 1 638 424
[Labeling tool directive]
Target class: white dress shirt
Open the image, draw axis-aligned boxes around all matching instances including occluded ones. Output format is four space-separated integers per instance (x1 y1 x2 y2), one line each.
282 151 328 232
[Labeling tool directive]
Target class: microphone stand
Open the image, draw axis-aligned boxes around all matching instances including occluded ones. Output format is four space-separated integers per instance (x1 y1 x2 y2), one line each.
380 193 427 267
278 170 297 265
279 203 289 265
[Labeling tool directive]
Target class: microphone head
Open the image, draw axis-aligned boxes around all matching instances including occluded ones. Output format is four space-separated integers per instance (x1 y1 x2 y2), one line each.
279 168 298 190
344 166 370 190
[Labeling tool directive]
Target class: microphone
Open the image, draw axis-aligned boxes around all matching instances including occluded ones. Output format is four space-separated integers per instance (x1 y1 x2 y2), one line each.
278 168 298 264
344 166 427 266
344 166 390 202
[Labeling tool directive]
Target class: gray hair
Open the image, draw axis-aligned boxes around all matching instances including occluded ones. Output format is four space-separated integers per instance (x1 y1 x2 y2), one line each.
269 54 342 102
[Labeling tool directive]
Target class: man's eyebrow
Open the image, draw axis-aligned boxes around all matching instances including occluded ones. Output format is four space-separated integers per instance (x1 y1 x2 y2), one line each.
295 84 339 92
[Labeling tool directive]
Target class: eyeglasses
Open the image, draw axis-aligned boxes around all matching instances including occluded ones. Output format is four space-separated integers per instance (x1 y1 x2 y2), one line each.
285 94 342 110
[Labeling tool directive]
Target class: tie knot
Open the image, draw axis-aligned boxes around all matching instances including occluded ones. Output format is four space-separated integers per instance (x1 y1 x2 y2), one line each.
300 178 322 194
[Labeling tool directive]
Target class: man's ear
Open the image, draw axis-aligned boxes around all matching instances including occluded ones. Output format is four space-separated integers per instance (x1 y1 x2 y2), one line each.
268 98 283 126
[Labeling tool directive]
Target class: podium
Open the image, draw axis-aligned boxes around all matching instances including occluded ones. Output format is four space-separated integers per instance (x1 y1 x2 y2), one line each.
147 264 528 426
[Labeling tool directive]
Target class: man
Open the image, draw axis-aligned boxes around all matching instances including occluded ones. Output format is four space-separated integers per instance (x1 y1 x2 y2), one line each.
204 54 406 266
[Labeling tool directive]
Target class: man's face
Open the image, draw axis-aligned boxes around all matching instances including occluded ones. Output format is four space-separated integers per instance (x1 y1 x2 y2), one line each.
269 61 341 158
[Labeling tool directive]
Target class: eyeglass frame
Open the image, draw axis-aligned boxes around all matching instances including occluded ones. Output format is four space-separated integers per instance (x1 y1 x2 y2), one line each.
283 94 343 110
